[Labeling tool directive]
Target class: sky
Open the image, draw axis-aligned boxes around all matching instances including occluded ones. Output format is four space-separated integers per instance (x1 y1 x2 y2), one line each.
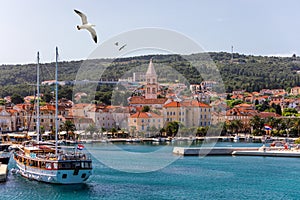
1 0 300 64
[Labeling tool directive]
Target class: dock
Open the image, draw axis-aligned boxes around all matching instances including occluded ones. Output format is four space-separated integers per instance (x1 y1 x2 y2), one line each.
232 150 300 157
0 163 8 182
173 147 259 156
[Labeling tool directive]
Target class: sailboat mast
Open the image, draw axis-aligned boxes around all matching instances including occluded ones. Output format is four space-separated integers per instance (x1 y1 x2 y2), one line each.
55 47 58 155
36 52 40 142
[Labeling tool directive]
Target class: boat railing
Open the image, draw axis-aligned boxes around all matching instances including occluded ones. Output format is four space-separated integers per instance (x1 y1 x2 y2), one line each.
58 153 91 161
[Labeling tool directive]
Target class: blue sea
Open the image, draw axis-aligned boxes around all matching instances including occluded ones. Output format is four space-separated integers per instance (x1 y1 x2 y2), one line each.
1 142 300 200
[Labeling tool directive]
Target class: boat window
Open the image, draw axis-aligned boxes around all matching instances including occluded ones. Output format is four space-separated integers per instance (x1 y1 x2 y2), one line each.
46 163 52 170
53 163 58 169
62 174 67 179
81 173 86 178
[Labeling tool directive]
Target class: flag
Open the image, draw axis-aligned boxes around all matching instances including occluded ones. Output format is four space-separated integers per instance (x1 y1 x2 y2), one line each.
77 144 84 150
264 125 272 130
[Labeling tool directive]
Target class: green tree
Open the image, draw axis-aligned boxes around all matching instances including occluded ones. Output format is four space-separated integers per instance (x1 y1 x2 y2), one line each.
196 126 208 136
250 115 264 135
11 94 23 104
142 106 150 112
292 118 300 137
283 108 298 116
165 121 179 137
60 120 76 140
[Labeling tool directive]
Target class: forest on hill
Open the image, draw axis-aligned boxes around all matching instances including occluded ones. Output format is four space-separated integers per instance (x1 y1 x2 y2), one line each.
0 52 300 102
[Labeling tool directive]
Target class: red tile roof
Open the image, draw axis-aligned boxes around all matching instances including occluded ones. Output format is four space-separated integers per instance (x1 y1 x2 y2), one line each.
129 96 167 105
130 112 162 118
164 100 211 108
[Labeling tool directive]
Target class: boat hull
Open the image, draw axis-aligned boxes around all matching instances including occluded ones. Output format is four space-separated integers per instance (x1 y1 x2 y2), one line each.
16 161 92 184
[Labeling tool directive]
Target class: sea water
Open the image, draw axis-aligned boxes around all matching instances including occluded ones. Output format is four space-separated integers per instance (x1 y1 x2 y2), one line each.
1 142 300 200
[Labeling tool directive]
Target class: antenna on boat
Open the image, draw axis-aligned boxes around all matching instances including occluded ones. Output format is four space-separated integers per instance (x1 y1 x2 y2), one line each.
37 52 40 142
55 47 58 155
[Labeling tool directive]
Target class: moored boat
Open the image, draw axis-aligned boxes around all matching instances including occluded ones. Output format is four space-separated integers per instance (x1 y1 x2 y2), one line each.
0 144 11 164
14 142 92 184
13 48 93 184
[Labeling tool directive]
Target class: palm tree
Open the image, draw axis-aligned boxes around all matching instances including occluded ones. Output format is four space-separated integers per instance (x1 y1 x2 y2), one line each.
196 126 208 137
165 121 179 137
232 120 243 135
292 118 300 137
60 120 76 140
250 115 264 135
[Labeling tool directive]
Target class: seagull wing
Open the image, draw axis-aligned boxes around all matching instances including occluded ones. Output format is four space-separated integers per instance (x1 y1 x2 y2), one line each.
119 44 127 51
87 27 97 43
74 9 88 24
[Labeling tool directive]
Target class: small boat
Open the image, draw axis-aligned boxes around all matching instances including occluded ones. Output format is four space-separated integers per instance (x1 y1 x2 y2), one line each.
0 144 11 164
233 135 239 142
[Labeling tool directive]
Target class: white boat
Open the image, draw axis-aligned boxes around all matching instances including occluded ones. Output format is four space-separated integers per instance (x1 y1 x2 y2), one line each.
13 48 92 184
233 135 239 142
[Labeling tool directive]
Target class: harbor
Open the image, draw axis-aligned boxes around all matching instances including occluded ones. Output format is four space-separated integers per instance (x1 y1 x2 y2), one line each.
2 142 300 199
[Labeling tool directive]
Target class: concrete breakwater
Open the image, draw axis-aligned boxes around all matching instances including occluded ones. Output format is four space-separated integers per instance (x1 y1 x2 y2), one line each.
173 147 259 156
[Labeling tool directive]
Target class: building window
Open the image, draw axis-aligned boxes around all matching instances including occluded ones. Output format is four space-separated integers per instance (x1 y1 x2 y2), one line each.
152 88 156 94
134 119 136 122
142 125 144 130
173 112 175 115
41 119 44 122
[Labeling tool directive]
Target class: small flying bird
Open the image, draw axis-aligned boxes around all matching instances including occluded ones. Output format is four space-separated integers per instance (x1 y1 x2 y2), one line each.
115 42 119 46
119 44 127 51
74 9 97 43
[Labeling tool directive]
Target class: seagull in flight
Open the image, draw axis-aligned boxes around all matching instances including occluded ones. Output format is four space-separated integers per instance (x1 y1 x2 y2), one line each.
119 44 127 51
74 9 97 43
114 41 127 51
